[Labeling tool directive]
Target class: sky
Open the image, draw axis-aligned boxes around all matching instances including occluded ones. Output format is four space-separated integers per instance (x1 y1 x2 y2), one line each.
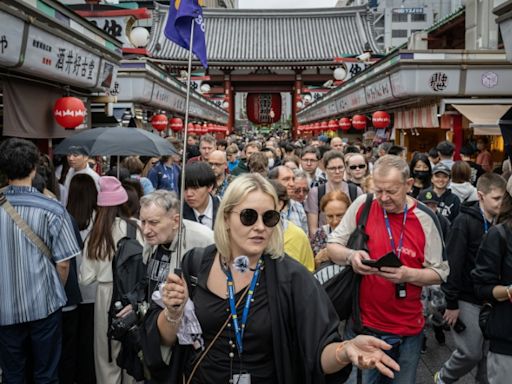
238 0 337 8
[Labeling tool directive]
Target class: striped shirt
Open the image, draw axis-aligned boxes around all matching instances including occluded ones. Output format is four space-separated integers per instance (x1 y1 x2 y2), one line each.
0 186 80 326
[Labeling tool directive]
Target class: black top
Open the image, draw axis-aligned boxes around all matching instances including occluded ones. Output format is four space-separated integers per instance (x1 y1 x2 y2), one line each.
192 265 276 383
146 245 175 296
141 245 350 384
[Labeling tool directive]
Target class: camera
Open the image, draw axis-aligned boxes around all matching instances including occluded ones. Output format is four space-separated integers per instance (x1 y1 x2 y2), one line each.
110 309 139 340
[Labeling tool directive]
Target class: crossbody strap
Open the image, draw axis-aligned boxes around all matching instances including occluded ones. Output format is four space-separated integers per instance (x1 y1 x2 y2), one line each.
358 193 374 229
0 193 51 259
185 285 250 384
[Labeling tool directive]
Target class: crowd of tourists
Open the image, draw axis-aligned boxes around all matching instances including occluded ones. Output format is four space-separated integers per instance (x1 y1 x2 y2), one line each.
0 132 511 384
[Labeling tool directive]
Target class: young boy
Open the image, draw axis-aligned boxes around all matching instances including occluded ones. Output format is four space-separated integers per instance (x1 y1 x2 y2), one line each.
435 173 507 384
423 163 460 222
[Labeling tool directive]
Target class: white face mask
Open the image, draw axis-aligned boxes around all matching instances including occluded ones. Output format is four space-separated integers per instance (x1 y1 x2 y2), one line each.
268 158 275 169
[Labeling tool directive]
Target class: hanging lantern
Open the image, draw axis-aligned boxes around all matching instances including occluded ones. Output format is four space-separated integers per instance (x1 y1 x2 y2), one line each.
246 93 282 124
169 117 183 132
195 123 203 135
188 122 196 134
338 117 351 131
53 97 86 129
151 114 168 132
320 121 329 132
328 119 338 131
352 115 367 130
372 111 391 128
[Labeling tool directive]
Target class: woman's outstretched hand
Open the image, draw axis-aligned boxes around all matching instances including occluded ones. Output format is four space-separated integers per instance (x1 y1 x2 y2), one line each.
345 335 400 378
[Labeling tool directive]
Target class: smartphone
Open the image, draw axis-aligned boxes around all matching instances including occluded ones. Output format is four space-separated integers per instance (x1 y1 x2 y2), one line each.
361 259 378 267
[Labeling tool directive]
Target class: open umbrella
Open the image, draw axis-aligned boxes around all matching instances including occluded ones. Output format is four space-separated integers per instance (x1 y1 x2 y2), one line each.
53 127 177 156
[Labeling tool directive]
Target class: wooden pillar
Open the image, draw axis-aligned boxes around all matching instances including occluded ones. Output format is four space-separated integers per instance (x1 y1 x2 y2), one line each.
452 114 463 161
291 72 302 139
224 73 234 133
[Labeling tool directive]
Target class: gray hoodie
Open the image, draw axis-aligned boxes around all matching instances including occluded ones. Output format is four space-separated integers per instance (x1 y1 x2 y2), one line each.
449 182 478 204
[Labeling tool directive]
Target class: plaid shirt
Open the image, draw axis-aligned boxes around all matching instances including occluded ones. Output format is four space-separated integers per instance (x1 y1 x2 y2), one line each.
281 199 309 236
0 186 80 325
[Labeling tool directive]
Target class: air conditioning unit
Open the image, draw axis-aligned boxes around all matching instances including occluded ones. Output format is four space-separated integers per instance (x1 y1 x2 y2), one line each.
407 31 428 50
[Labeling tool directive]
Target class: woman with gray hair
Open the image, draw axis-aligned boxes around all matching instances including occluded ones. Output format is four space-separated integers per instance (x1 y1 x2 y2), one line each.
141 174 399 384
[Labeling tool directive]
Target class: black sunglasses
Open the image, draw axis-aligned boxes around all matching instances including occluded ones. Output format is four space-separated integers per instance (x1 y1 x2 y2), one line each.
349 164 367 170
232 209 281 227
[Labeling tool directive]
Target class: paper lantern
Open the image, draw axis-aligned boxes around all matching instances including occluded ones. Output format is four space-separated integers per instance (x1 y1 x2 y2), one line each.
338 117 351 131
187 122 196 134
151 114 168 132
320 121 329 132
328 119 338 131
372 111 391 128
169 117 183 132
53 97 86 129
246 93 282 124
352 115 367 130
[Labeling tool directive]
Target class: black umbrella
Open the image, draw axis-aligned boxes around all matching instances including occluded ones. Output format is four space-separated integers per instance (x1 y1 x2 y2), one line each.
53 127 177 156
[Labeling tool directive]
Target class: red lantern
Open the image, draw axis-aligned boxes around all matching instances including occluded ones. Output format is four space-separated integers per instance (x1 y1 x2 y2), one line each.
372 111 391 128
328 119 338 131
352 115 367 130
338 117 351 131
246 93 282 124
151 114 168 132
187 122 196 134
169 117 183 132
53 97 86 129
194 123 203 134
320 121 329 132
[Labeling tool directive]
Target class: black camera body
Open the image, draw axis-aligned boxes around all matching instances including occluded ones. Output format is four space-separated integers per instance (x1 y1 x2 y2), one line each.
109 309 139 340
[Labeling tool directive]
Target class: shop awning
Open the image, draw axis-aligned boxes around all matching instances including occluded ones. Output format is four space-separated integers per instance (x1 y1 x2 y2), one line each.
452 104 512 135
394 105 439 129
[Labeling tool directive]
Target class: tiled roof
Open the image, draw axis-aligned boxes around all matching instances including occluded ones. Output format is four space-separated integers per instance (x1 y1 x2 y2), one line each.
148 5 380 65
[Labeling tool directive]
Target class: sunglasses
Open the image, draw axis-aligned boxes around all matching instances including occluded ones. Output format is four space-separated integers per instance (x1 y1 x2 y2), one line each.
232 208 281 227
349 164 367 170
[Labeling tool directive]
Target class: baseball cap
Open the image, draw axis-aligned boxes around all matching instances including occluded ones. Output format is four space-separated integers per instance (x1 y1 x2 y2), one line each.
417 190 440 205
432 163 451 176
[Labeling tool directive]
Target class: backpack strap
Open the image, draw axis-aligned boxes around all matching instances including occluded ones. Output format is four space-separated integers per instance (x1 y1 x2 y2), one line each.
496 224 507 255
317 183 326 210
348 182 358 203
358 193 374 229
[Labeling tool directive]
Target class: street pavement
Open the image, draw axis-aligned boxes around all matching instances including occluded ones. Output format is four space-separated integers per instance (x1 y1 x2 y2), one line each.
417 327 477 384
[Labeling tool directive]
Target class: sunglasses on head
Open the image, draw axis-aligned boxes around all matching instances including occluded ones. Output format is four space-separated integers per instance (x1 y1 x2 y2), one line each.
232 208 281 227
349 164 366 170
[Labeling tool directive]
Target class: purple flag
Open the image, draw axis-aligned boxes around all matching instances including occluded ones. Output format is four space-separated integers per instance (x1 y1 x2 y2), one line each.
164 0 208 68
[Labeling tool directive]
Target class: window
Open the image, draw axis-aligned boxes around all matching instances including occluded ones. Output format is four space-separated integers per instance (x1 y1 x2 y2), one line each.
392 13 408 22
392 29 408 38
411 13 426 22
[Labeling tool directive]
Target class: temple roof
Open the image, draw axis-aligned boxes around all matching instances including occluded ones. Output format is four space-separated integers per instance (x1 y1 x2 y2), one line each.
148 5 380 66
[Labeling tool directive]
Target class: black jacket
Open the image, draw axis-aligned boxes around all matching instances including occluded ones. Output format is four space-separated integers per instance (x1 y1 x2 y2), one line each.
231 159 249 176
472 224 512 355
140 245 350 384
442 203 491 309
182 195 220 229
422 187 460 223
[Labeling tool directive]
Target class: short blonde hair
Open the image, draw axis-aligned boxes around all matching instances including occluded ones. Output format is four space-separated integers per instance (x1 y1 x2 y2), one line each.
214 173 284 262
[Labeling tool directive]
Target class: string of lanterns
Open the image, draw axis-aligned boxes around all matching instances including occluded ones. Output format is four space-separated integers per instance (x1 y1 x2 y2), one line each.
297 111 391 134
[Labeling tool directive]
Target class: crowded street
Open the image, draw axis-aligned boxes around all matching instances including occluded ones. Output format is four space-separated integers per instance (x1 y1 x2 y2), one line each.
1 0 512 383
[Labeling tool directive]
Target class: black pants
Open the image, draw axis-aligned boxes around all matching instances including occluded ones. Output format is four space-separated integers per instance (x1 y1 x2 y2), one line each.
75 303 96 384
0 310 62 384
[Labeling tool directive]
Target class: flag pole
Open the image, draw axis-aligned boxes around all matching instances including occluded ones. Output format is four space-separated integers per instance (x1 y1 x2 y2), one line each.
176 19 195 272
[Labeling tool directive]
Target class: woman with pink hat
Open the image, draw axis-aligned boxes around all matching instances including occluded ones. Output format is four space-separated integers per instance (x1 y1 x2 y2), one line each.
80 176 144 384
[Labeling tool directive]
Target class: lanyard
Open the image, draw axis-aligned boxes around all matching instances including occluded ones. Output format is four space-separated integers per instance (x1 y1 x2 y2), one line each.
382 205 408 259
480 208 490 234
225 258 263 355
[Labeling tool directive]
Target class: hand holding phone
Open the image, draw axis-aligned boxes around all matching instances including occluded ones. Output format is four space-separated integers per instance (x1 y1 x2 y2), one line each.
361 252 402 270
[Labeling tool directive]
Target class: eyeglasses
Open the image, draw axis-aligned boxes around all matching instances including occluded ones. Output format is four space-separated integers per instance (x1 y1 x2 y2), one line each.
294 187 309 194
301 158 318 163
232 208 281 227
349 164 367 170
326 166 345 173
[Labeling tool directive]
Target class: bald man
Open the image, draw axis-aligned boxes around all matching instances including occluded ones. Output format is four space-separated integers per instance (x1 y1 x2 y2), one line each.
208 150 233 199
330 137 344 152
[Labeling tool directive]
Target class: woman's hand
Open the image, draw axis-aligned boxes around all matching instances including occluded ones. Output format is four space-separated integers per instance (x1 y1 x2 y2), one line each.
162 272 189 319
315 248 330 268
343 335 400 378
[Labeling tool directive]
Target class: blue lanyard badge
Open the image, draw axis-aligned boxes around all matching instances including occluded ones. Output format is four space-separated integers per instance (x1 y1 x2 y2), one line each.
225 258 263 355
382 205 408 259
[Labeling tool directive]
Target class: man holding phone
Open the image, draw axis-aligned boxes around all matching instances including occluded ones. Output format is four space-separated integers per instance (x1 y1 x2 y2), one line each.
327 155 449 384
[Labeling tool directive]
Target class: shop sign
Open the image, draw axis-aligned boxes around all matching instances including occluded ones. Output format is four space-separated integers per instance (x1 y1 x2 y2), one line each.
22 24 101 88
392 7 424 14
345 89 367 110
152 82 186 112
464 69 512 95
89 16 132 47
365 77 394 104
390 72 406 97
429 72 449 91
0 11 24 67
115 77 153 104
